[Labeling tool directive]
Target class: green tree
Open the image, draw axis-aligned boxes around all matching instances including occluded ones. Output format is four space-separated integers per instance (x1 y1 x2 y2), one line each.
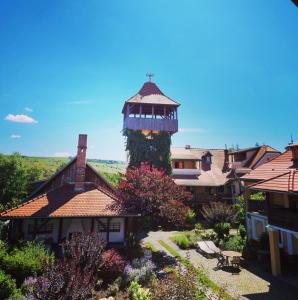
0 153 45 212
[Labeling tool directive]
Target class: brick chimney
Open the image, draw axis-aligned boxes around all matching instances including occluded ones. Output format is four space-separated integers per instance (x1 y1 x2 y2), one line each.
74 134 87 191
289 142 298 162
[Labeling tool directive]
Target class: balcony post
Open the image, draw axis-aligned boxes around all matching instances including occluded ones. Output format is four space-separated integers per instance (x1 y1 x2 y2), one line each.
268 228 281 276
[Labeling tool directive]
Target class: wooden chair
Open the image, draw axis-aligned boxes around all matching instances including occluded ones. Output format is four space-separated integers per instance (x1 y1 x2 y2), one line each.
230 256 241 269
216 253 226 268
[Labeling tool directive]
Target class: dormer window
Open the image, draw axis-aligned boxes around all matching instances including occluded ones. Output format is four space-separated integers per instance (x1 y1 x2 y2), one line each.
202 152 212 164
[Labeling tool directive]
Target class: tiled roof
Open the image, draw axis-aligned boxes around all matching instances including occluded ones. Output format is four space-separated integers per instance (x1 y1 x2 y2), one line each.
172 147 229 187
242 150 294 181
171 147 227 170
0 183 135 218
250 170 298 193
244 145 280 169
125 82 180 106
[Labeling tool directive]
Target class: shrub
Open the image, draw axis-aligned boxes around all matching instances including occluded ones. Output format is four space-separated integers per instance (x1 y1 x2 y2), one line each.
199 230 216 241
151 266 205 300
3 241 54 284
194 223 203 233
214 223 231 241
172 235 191 249
0 270 16 299
124 258 155 284
0 239 7 265
221 235 245 252
185 209 196 224
160 199 190 228
27 233 106 300
99 249 126 284
239 224 246 240
106 277 122 297
151 250 176 269
127 280 150 300
201 202 237 227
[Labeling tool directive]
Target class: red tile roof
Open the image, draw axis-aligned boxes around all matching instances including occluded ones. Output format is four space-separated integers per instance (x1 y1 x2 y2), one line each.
242 150 294 181
138 82 164 96
123 81 180 110
0 183 136 218
250 170 298 193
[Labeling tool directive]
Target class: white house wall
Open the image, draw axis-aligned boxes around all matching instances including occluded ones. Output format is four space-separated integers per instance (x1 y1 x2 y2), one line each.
21 217 125 244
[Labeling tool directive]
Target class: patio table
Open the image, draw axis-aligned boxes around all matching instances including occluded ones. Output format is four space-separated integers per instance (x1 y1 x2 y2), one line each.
221 251 242 258
221 251 242 266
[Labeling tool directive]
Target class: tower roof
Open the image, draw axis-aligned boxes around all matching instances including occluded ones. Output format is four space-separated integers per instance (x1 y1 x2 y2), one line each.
123 81 180 111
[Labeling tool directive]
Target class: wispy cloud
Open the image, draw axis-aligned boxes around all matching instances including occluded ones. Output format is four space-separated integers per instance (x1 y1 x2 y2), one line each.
54 152 70 157
10 134 21 139
179 128 206 133
24 107 33 112
66 100 94 105
5 114 38 124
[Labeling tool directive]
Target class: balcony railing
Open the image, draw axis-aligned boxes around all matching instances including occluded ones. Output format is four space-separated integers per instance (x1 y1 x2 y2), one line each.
123 116 178 133
172 168 201 176
268 208 298 231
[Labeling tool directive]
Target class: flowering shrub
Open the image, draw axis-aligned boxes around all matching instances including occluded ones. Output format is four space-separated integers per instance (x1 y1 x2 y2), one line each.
151 266 205 300
127 280 150 300
114 163 192 227
99 249 126 284
124 258 155 284
27 233 106 300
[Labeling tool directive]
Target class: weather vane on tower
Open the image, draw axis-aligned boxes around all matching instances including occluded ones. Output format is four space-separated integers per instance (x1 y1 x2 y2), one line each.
146 72 154 82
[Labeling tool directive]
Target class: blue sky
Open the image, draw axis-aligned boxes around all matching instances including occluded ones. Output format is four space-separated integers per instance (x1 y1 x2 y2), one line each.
1 1 298 160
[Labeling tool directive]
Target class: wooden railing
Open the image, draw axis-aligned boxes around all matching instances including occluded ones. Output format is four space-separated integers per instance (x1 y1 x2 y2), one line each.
123 117 178 133
268 208 298 231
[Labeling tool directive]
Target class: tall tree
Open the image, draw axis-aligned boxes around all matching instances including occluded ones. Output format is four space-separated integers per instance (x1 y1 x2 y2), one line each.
114 163 192 227
0 153 46 211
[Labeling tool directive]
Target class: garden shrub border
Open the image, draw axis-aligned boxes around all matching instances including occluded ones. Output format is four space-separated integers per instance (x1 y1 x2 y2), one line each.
158 240 235 300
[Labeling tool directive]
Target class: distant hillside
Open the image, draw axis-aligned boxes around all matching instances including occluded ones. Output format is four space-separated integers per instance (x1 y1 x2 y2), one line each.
22 156 126 186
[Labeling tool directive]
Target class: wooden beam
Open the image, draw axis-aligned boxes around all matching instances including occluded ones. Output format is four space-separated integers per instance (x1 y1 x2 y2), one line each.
106 218 111 243
58 218 63 242
91 218 95 233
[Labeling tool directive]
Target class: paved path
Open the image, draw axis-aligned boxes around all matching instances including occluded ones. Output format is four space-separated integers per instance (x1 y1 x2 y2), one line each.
141 230 298 300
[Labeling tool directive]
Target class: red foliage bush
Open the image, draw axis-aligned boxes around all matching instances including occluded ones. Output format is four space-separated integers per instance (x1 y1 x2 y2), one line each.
114 163 192 227
160 199 189 228
99 249 126 284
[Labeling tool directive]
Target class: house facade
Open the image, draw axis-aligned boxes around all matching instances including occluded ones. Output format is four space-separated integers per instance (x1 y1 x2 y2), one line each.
171 146 231 210
228 145 280 201
243 142 298 275
0 135 139 250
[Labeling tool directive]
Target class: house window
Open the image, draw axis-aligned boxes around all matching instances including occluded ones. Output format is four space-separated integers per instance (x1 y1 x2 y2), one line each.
174 161 184 169
97 221 121 232
28 220 53 234
205 155 211 164
110 222 121 232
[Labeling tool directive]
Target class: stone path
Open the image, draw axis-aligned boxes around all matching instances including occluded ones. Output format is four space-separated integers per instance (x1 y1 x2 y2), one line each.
141 230 298 300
